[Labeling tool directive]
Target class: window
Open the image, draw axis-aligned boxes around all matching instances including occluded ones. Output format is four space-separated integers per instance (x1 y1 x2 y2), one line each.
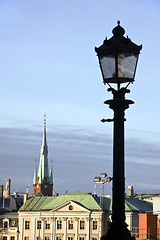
68 237 73 240
10 237 15 240
3 237 7 240
57 220 62 230
25 221 30 230
37 221 41 229
4 198 10 207
68 205 73 210
11 221 16 226
80 220 85 230
56 237 61 240
68 220 73 230
92 221 97 230
45 237 50 240
79 237 84 240
24 237 29 240
4 221 8 228
37 237 41 240
45 220 50 229
92 238 97 240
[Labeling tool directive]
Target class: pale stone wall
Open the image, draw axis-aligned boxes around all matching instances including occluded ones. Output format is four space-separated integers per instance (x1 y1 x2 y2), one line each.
19 201 102 240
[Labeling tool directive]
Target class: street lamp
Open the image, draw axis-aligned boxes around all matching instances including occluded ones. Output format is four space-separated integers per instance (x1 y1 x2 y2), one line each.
95 21 142 240
94 173 112 208
94 173 112 240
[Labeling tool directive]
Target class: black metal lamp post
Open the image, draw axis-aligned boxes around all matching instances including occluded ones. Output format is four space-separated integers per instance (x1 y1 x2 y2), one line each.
95 21 142 240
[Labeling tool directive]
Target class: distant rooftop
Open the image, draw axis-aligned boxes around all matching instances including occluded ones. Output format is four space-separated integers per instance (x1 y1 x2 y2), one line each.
134 190 160 195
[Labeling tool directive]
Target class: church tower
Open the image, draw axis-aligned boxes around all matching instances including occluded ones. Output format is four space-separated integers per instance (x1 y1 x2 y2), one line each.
33 114 53 196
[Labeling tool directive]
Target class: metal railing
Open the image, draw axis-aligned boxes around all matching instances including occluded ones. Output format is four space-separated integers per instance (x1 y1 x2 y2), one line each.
131 227 158 240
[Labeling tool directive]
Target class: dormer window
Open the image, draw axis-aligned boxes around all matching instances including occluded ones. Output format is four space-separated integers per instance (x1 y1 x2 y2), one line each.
4 221 8 228
3 219 9 229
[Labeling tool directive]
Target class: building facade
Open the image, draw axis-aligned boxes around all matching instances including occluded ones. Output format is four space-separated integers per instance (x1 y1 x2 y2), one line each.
33 114 53 196
0 180 19 240
18 191 152 240
19 192 107 240
0 212 19 240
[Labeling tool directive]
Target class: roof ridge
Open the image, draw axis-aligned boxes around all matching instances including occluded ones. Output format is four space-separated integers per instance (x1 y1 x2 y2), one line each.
66 191 88 195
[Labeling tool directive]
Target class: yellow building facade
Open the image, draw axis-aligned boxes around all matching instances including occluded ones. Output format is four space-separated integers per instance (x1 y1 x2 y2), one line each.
19 199 106 240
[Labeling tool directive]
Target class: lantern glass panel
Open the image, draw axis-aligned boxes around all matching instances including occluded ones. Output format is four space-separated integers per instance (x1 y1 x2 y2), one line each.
118 53 138 80
100 55 115 79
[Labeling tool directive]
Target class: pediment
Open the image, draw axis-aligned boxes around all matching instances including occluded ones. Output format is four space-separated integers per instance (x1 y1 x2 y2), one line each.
52 201 90 213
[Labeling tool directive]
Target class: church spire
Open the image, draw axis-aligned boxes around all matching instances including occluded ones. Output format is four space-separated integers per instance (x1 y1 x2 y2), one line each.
33 113 53 196
38 112 49 182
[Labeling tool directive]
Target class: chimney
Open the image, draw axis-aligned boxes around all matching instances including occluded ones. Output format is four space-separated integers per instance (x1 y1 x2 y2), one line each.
54 192 59 197
127 185 134 198
6 179 11 196
23 193 28 204
0 185 3 198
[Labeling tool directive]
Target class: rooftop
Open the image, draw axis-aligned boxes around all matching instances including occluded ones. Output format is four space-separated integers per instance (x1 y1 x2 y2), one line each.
19 191 153 213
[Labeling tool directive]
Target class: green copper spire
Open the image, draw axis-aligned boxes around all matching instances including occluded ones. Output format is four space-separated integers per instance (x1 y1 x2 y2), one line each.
33 113 53 196
49 160 53 184
38 113 49 183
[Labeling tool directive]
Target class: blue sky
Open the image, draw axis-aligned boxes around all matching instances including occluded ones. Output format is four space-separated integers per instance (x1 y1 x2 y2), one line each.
0 0 160 195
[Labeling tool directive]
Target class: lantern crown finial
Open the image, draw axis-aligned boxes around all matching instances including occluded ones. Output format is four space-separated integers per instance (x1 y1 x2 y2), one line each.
112 21 125 37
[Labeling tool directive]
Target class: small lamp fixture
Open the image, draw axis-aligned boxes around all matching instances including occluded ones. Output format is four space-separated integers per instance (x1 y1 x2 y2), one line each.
95 21 142 88
94 177 101 182
100 173 107 178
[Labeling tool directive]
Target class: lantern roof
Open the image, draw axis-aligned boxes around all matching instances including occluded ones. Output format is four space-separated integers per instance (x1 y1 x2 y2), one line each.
95 21 142 56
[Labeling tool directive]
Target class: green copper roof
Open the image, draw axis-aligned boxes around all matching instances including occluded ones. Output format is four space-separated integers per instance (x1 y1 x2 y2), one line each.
125 197 152 212
19 191 152 213
106 197 152 212
19 191 102 211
